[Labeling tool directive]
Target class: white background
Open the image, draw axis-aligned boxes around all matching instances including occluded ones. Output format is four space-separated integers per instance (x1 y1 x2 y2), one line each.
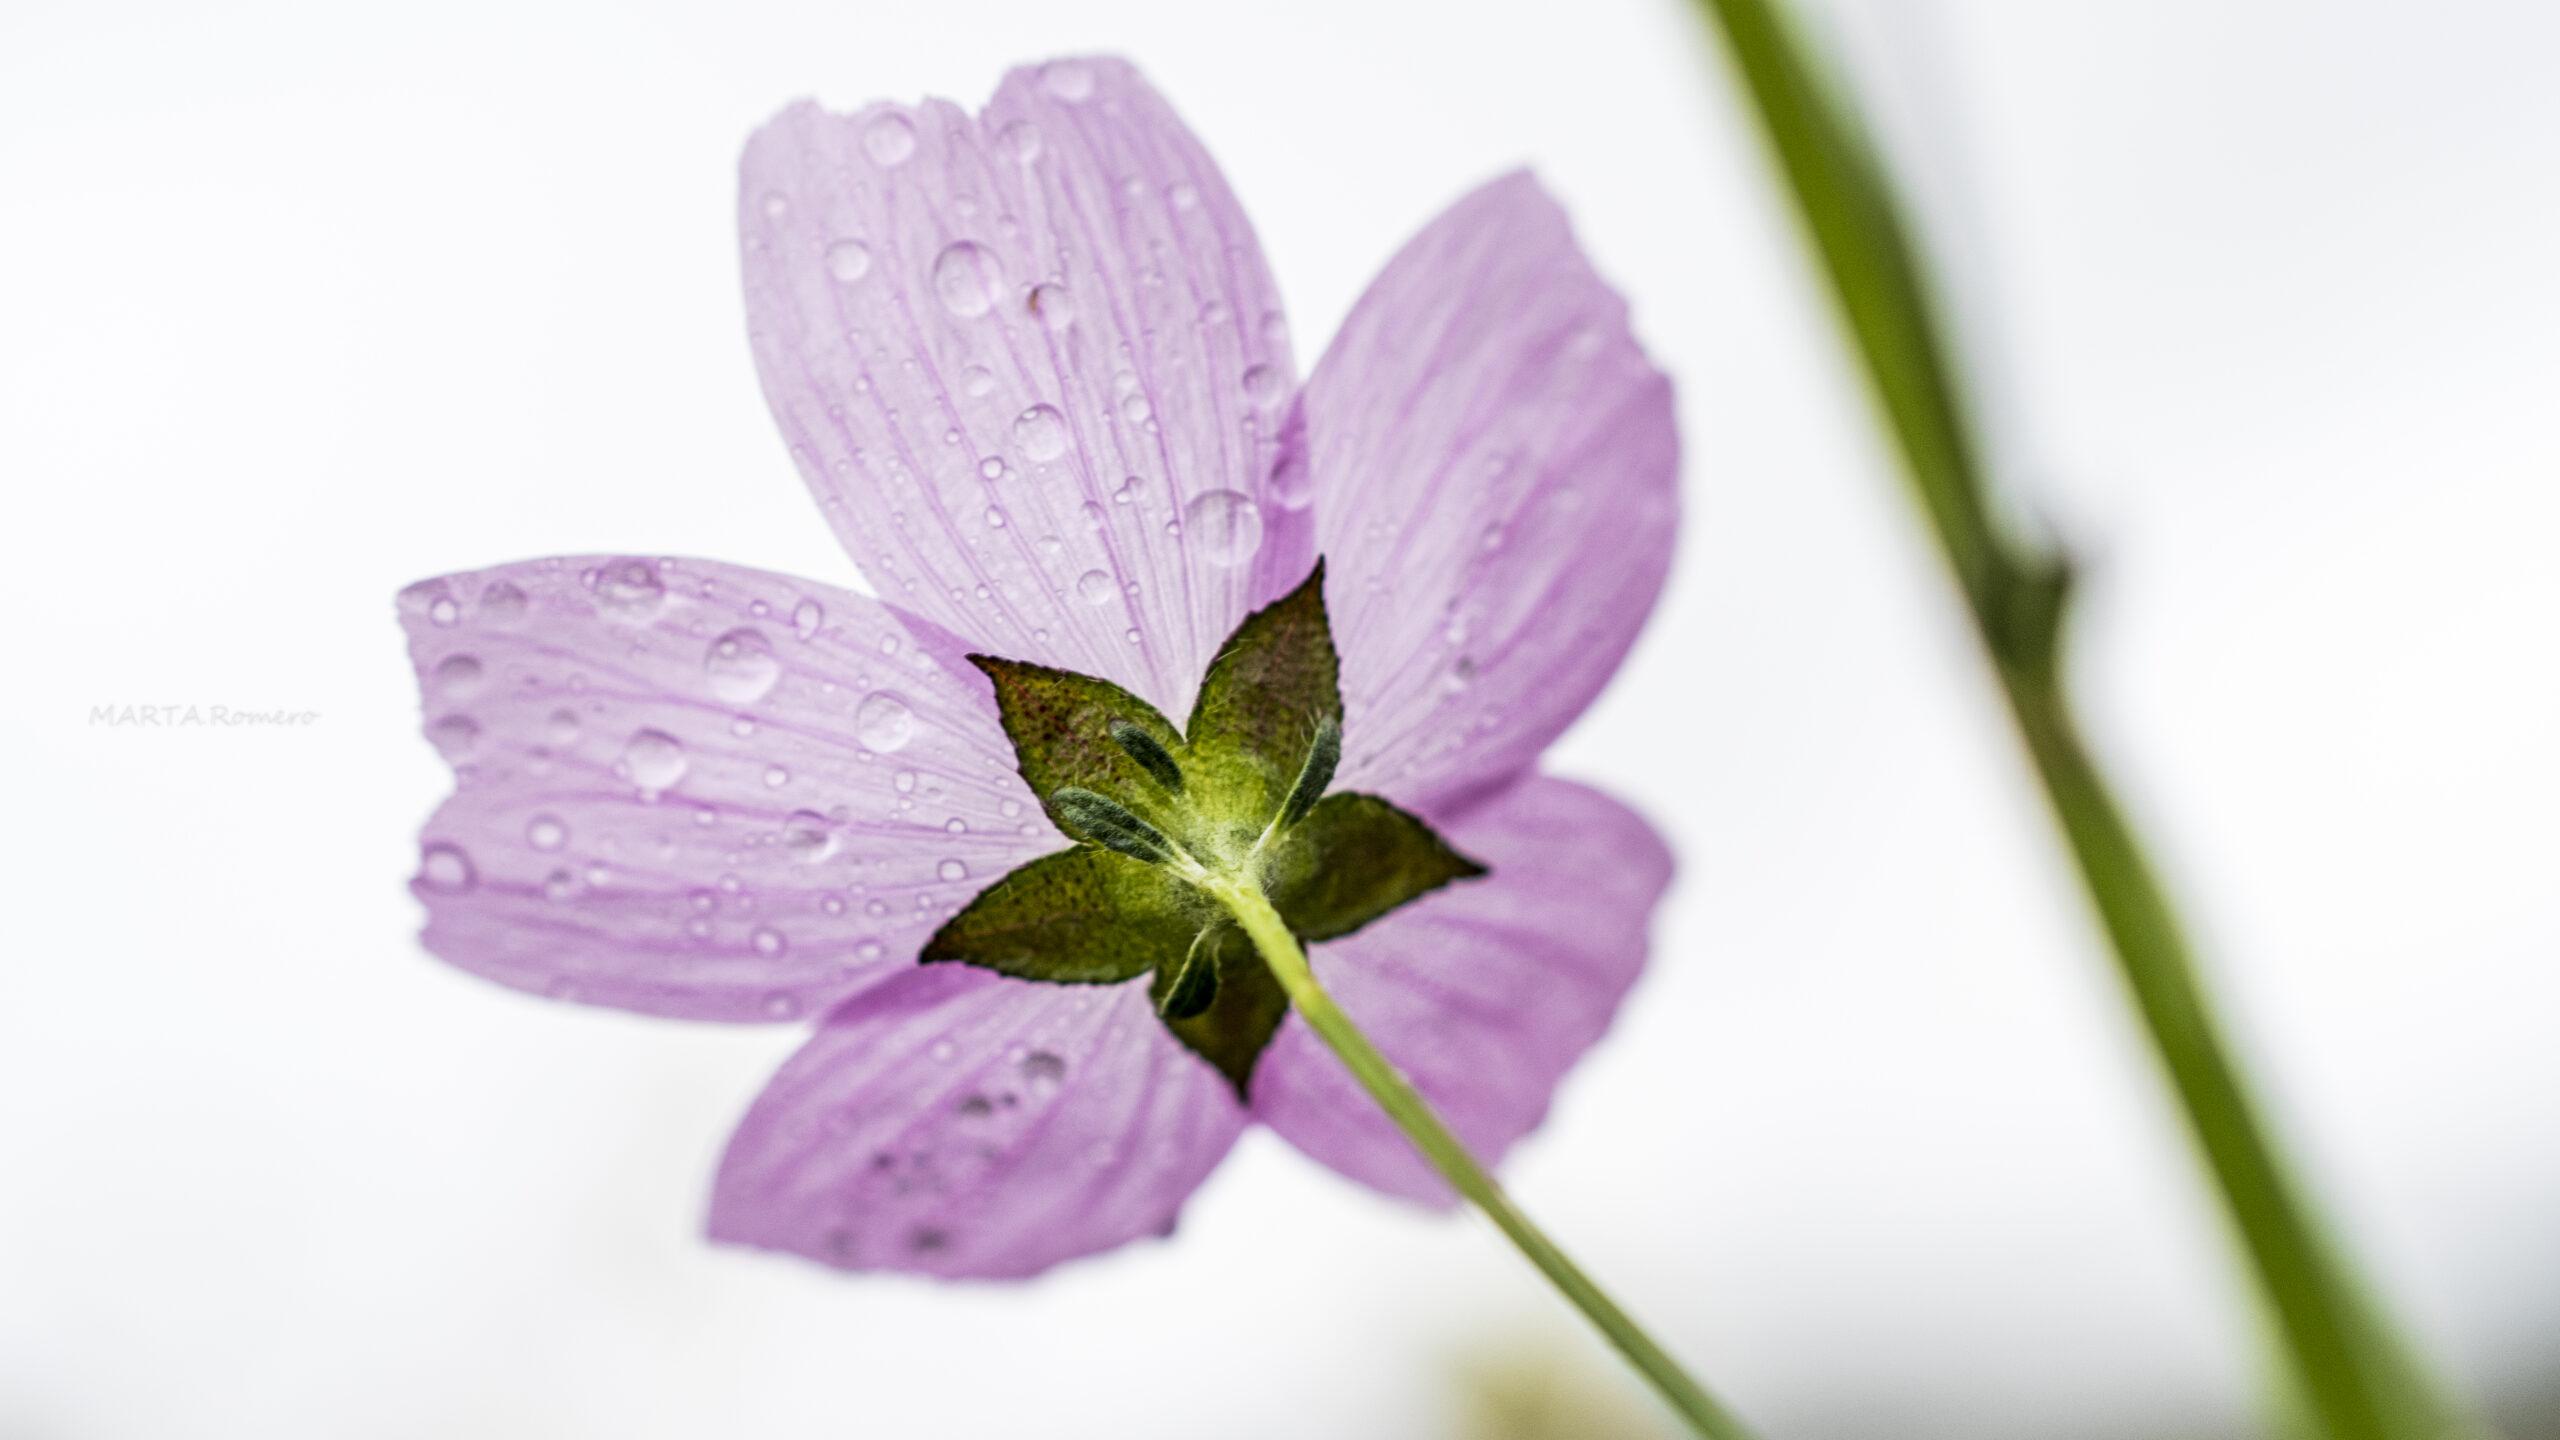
4 1 2555 1436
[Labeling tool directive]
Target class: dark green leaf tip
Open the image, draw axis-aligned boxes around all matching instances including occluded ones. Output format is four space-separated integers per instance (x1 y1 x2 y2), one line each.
1157 932 1222 1020
1108 718 1185 795
1276 716 1341 831
1051 787 1173 865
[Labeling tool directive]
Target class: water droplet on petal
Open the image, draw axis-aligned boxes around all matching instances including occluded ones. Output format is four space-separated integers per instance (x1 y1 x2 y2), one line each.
594 558 667 621
1027 282 1074 330
751 925 788 957
1182 490 1264 568
426 714 479 760
791 598 824 640
1041 61 1096 101
478 581 528 624
622 728 688 792
937 858 967 882
996 120 1043 164
761 991 801 1019
861 113 916 167
962 364 996 398
526 814 568 851
782 810 838 863
1011 403 1069 462
932 241 1004 318
824 239 873 282
1242 363 1283 408
433 654 484 698
703 627 781 704
1075 569 1115 605
854 692 915 752
418 842 476 894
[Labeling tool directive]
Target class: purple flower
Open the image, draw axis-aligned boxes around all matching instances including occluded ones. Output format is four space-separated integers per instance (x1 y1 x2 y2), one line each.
398 55 1678 1279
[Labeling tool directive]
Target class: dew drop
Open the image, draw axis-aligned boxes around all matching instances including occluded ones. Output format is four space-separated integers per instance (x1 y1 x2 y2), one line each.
622 728 688 792
983 506 1008 529
996 119 1043 164
433 654 484 698
761 991 801 1019
1242 363 1284 408
855 939 886 962
1027 282 1074 330
1041 61 1096 101
1075 569 1115 606
763 763 791 789
751 925 789 957
929 1038 958 1063
478 581 529 625
1021 1049 1066 1091
854 692 915 752
1011 403 1069 462
961 364 996 398
932 241 1004 318
426 714 480 760
791 598 824 640
778 809 839 860
594 557 667 621
418 842 476 894
1182 490 1264 568
1167 181 1201 211
937 858 968 882
824 239 873 283
703 627 781 704
861 113 916 167
526 814 568 851
545 707 581 744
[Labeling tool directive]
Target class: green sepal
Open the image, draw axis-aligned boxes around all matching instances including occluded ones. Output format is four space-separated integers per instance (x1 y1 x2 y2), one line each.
920 847 1203 984
971 655 1187 841
1156 934 1221 1020
1185 561 1341 826
1265 792 1485 942
1148 926 1289 1097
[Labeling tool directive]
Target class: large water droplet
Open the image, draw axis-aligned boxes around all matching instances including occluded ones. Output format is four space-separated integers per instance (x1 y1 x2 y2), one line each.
854 692 915 752
1075 569 1115 606
622 728 688 792
781 810 838 864
996 120 1043 164
1027 282 1074 330
1041 61 1096 101
1242 363 1283 408
861 113 916 167
1182 490 1264 568
594 557 666 621
932 241 1004 318
478 581 529 625
1012 403 1068 462
426 714 479 760
433 654 485 698
418 842 476 894
824 239 873 283
703 627 780 704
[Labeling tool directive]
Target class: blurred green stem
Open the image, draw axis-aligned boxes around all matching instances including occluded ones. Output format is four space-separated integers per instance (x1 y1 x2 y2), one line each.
1207 876 1762 1440
1686 2 2472 1437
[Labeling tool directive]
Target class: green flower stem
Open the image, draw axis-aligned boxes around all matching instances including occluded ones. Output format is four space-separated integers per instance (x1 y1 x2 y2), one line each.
1204 876 1761 1440
1685 1 2474 1436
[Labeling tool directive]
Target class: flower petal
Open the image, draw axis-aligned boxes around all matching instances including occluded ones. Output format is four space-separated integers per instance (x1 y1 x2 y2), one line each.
739 56 1307 720
398 557 1055 1022
1294 173 1679 812
1248 776 1672 1205
709 963 1247 1278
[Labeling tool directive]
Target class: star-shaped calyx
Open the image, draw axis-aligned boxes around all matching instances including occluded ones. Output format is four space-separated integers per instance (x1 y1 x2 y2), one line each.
921 561 1487 1094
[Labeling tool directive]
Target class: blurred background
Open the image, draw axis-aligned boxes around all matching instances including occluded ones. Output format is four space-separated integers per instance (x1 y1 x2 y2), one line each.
3 0 2554 1435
